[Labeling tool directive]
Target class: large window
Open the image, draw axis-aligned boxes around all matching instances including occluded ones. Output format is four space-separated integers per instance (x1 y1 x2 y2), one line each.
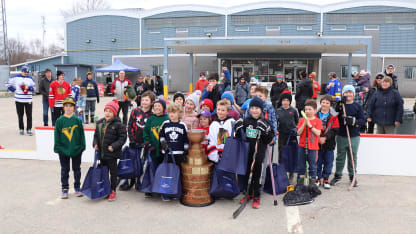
404 66 416 80
152 65 163 76
341 65 360 79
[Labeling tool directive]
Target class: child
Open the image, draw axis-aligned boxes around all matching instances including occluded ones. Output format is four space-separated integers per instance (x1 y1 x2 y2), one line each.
54 97 86 199
196 110 212 156
173 92 185 106
316 95 339 189
276 93 299 161
239 84 258 115
123 90 156 191
200 98 213 113
182 93 200 129
71 78 80 103
296 99 323 185
201 73 224 110
49 71 72 126
207 100 235 163
235 96 274 208
93 99 127 201
220 92 240 120
76 87 87 123
330 85 365 187
159 103 189 201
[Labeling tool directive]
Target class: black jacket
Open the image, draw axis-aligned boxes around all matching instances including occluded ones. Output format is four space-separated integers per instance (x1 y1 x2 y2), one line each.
276 106 298 136
317 109 339 151
143 80 155 93
295 79 313 111
39 77 54 101
155 77 164 96
384 70 398 90
270 81 288 108
367 86 404 125
363 86 380 112
93 117 127 160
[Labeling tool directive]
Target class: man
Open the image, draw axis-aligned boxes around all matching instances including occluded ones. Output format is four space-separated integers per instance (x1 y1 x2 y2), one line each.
270 73 288 109
111 70 132 125
326 72 342 102
5 65 36 135
39 68 54 126
384 64 398 90
49 71 72 126
295 71 313 114
81 72 100 124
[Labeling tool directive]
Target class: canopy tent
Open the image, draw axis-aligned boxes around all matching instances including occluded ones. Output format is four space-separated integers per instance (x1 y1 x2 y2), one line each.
95 59 140 72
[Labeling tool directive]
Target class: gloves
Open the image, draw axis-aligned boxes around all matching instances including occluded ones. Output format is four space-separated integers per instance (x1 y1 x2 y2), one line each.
344 116 356 127
97 97 100 104
143 142 154 151
341 96 347 104
208 152 219 163
234 118 244 135
289 128 298 136
160 140 169 153
129 142 139 149
256 119 270 135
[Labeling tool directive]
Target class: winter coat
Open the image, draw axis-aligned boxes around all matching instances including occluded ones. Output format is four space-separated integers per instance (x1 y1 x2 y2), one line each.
367 86 404 125
335 101 365 137
39 77 54 101
195 79 209 92
111 78 132 102
384 70 398 90
276 106 299 136
201 84 224 110
270 81 288 108
363 86 380 112
295 78 313 111
143 79 155 93
235 82 250 106
316 108 339 151
93 117 127 160
155 77 163 96
182 111 199 130
356 73 371 90
81 79 100 102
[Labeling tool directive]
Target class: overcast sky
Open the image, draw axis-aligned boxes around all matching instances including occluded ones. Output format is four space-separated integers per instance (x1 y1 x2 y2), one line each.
7 0 347 46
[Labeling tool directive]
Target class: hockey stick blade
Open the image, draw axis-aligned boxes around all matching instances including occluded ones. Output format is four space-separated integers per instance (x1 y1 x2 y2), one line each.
233 200 247 219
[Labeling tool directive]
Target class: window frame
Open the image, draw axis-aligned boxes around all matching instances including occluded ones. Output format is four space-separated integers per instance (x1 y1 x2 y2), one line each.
330 25 347 31
266 25 281 31
176 27 189 33
235 26 250 32
404 66 416 80
364 25 380 31
341 65 360 80
297 25 313 31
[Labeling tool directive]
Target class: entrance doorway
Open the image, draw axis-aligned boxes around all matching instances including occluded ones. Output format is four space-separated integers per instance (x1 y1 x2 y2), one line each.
283 65 307 93
231 64 254 88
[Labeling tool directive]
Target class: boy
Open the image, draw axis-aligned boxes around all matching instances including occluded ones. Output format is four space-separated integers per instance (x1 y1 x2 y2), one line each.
331 85 365 187
81 72 100 124
276 93 299 162
159 104 189 201
123 90 156 191
201 73 224 110
235 96 274 208
93 99 127 201
316 95 339 189
296 99 323 185
76 87 87 123
207 100 235 163
173 92 185 106
54 97 86 199
49 70 72 126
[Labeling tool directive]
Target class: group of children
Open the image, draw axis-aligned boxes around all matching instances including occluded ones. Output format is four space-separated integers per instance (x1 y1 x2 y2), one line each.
53 72 365 207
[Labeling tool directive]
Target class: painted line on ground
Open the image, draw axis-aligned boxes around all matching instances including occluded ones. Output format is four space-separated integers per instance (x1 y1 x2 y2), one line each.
286 206 303 234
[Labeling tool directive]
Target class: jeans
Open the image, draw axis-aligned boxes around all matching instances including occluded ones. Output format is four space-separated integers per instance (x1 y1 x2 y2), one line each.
15 102 32 130
335 136 360 177
117 101 130 125
59 153 82 190
296 147 318 179
42 99 52 126
85 100 96 116
317 150 334 179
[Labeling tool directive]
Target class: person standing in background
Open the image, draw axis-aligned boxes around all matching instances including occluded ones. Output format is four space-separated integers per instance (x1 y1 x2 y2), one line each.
81 72 100 124
111 70 132 125
155 75 164 100
309 72 321 100
39 68 54 126
49 71 72 126
384 64 398 91
195 72 209 93
326 72 342 102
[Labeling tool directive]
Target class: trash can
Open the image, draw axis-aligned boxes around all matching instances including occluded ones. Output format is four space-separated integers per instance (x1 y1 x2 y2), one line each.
394 109 416 135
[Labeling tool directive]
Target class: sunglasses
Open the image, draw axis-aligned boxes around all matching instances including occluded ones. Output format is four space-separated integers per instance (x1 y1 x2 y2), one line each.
376 77 383 80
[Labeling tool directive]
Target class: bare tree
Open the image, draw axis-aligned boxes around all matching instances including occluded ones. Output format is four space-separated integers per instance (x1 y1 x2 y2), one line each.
61 0 110 17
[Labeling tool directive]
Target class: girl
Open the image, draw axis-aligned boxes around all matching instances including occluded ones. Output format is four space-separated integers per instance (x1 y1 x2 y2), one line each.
182 93 200 129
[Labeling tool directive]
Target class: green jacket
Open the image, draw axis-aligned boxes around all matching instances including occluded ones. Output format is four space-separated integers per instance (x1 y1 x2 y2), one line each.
54 115 86 157
143 114 169 158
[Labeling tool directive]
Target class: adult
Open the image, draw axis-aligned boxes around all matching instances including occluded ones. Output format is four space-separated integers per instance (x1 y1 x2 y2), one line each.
134 75 145 107
49 71 72 126
352 71 370 105
295 71 313 113
111 70 132 125
309 72 321 99
154 75 164 99
105 73 113 96
384 64 398 90
195 72 209 92
39 68 54 126
270 73 288 109
234 75 250 106
363 72 383 133
326 72 342 102
221 67 231 91
81 71 100 124
143 73 155 93
5 65 36 135
367 77 404 134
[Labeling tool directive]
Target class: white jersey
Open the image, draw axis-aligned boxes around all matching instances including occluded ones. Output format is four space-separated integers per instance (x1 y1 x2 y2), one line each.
207 117 234 162
5 74 36 103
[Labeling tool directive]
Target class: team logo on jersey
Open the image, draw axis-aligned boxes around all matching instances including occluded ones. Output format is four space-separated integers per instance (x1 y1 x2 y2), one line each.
57 86 66 95
169 131 179 142
246 125 258 139
62 125 78 142
217 128 229 145
87 83 94 90
151 126 161 140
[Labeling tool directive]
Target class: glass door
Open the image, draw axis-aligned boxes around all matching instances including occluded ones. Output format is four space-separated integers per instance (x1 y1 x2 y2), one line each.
231 64 254 88
283 65 307 94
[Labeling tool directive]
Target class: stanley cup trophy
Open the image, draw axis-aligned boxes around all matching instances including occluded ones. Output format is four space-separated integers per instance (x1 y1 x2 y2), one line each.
181 129 214 207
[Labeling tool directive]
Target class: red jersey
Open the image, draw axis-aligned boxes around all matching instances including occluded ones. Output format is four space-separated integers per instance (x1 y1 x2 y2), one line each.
196 126 210 156
297 117 323 150
49 80 71 108
312 80 321 99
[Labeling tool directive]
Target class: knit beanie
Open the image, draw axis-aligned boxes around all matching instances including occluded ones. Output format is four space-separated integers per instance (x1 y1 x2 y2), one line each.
173 92 185 103
221 92 234 105
104 99 119 116
250 96 264 110
154 99 166 111
280 93 292 104
200 99 214 112
186 92 200 108
342 85 356 96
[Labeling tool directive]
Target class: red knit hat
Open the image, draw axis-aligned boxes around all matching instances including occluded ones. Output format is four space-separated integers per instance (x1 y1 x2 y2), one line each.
200 99 214 112
105 99 119 116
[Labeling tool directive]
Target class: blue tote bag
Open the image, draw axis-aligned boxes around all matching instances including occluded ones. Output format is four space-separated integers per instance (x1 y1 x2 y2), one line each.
81 151 111 199
217 127 249 175
209 166 240 199
118 146 143 179
280 134 298 174
151 152 182 198
139 151 156 193
264 163 290 195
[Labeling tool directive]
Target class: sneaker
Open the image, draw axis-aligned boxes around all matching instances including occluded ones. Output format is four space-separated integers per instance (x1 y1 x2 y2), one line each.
19 129 24 135
61 189 69 199
161 195 171 202
27 129 33 136
323 179 331 189
75 189 83 197
108 191 117 201
240 195 254 204
330 176 342 186
144 193 153 198
252 197 260 209
349 176 359 187
315 179 322 187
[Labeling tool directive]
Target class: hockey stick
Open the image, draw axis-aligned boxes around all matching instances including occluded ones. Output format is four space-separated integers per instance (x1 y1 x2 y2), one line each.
233 134 260 219
342 103 357 190
267 146 278 206
301 111 309 186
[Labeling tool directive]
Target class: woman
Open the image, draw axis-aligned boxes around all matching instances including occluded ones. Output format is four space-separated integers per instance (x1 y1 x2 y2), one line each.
367 77 403 134
234 75 250 106
143 74 155 93
363 72 383 133
270 73 288 109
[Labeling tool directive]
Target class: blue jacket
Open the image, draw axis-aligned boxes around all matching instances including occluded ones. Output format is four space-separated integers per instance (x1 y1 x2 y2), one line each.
326 79 342 101
367 87 403 125
81 79 100 102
